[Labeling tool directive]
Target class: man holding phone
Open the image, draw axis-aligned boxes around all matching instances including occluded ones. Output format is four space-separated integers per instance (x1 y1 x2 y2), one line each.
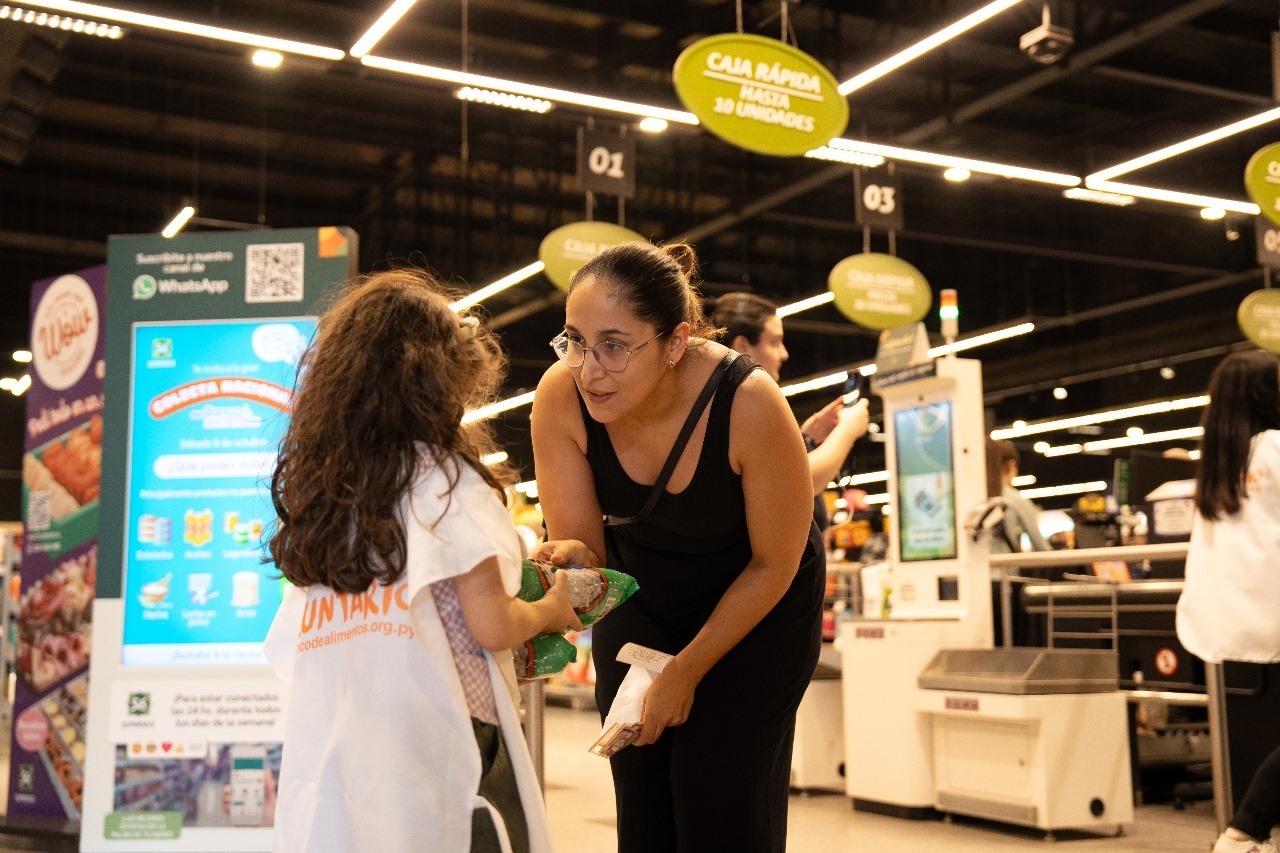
712 293 869 529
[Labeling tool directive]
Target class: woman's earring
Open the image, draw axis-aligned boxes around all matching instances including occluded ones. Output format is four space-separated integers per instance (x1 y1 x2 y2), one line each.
668 360 676 368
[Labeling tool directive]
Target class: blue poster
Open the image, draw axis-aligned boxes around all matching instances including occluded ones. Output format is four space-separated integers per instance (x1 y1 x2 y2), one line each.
121 318 315 666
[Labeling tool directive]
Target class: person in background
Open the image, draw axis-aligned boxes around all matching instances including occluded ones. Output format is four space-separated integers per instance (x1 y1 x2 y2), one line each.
263 269 581 853
711 292 869 529
531 242 823 852
985 438 1050 554
1176 349 1280 853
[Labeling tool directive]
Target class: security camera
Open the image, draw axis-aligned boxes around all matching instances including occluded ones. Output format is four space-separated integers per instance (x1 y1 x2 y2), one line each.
1020 5 1073 65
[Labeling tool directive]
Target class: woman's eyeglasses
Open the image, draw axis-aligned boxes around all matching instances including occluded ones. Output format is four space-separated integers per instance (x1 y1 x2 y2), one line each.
549 329 669 373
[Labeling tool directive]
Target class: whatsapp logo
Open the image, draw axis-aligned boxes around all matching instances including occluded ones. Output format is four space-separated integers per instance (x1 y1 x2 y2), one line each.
132 274 157 300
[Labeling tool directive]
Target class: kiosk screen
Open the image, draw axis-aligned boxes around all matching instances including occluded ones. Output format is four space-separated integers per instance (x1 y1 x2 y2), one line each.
894 401 957 561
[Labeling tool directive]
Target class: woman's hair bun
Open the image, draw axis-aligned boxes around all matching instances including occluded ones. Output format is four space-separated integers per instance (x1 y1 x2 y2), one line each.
662 243 699 280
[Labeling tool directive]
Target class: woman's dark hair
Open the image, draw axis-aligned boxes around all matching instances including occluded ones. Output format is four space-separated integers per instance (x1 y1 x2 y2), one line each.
1195 349 1280 520
985 438 1019 499
268 268 514 593
569 241 720 339
710 292 779 346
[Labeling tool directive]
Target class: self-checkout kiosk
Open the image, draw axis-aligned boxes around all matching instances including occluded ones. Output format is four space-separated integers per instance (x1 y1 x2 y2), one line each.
840 340 994 817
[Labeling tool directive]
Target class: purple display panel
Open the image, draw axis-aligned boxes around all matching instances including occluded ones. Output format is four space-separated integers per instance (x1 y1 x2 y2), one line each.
9 265 106 819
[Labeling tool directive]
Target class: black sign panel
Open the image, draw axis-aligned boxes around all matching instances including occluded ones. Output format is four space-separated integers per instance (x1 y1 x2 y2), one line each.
855 166 904 230
577 128 636 199
1257 216 1280 269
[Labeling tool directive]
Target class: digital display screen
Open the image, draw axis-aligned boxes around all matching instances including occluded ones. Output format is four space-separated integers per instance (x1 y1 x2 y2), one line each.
232 757 266 771
121 318 315 666
894 401 958 562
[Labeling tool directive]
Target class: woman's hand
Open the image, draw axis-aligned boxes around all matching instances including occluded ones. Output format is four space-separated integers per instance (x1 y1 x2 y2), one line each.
633 660 699 746
799 397 842 445
532 538 600 568
539 571 584 636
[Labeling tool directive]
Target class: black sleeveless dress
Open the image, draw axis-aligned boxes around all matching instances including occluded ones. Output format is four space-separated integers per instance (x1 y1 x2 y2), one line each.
581 354 825 853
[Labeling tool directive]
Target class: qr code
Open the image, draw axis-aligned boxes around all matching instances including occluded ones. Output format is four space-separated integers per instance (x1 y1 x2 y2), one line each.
27 490 50 532
245 242 305 303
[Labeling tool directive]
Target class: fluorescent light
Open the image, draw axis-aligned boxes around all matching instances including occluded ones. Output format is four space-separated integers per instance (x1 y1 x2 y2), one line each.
859 363 878 376
1010 474 1037 487
1087 105 1280 183
252 49 282 68
12 350 31 363
1 4 120 36
943 167 971 182
362 54 698 125
638 117 669 133
1062 187 1135 206
838 0 1023 96
161 205 196 238
1019 480 1108 499
462 391 536 424
456 87 553 114
1126 426 1144 438
350 0 418 58
991 394 1210 439
481 451 509 466
1039 426 1204 456
827 138 1079 187
781 371 850 398
776 292 834 317
450 260 546 312
803 146 886 168
928 322 1035 357
17 1 344 59
514 480 538 498
865 492 891 504
1085 179 1259 215
12 374 30 396
842 470 889 487
1033 441 1050 453
1200 206 1226 220
1052 386 1068 400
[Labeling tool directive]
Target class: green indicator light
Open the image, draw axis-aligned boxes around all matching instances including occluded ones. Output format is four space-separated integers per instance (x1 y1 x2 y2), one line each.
939 306 959 320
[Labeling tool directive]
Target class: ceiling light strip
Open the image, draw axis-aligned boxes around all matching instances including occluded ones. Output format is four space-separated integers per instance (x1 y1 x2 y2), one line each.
776 292 835 317
1062 187 1135 206
361 54 698 124
781 370 851 398
462 391 536 424
927 322 1035 357
1019 480 1108 499
838 0 1024 96
350 0 418 58
450 261 546 312
804 147 886 168
17 0 344 59
1085 179 1259 215
1088 105 1280 183
0 5 121 36
828 138 1079 186
992 394 1210 440
1040 426 1204 456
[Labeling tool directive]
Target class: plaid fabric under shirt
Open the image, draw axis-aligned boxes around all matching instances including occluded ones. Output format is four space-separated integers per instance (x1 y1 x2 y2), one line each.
430 578 500 726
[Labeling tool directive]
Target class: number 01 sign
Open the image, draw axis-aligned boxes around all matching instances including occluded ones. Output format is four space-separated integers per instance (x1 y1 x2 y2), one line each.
577 127 636 199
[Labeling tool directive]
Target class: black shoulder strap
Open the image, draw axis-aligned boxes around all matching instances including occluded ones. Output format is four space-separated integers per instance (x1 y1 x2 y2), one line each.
606 352 740 526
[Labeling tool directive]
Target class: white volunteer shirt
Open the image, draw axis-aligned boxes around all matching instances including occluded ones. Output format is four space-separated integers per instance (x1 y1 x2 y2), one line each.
264 451 553 853
1177 430 1280 664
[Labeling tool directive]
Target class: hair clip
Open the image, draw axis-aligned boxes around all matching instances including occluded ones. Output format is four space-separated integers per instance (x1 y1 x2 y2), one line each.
458 316 480 341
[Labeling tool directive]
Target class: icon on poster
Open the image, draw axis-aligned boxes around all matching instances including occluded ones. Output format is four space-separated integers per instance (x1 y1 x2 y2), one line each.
231 572 260 609
138 575 171 608
138 514 171 545
187 573 217 606
183 509 213 547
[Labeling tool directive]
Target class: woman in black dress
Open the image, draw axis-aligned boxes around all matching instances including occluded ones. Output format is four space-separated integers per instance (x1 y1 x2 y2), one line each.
531 241 823 852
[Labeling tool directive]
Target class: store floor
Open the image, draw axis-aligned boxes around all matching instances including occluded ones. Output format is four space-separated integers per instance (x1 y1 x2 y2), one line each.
543 705 1221 852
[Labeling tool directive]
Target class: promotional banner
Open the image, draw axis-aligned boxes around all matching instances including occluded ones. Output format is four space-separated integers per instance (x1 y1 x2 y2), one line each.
1238 288 1280 354
81 227 357 852
828 252 932 329
9 265 106 821
538 221 645 291
673 33 848 157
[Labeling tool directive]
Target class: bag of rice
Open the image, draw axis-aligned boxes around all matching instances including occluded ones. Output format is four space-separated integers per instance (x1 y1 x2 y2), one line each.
518 559 638 627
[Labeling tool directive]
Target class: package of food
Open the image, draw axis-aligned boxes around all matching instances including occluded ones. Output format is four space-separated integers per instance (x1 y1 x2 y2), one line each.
512 633 578 680
518 559 638 627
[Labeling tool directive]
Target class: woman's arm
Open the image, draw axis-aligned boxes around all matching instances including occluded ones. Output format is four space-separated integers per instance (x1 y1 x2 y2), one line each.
452 557 581 652
530 363 608 561
634 370 814 745
805 399 869 496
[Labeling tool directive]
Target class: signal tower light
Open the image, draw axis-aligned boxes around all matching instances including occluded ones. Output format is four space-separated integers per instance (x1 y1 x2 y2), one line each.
939 288 959 345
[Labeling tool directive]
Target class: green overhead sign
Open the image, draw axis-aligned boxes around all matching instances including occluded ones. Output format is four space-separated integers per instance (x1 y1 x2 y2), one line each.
828 252 931 329
1245 143 1280 226
538 222 645 292
673 33 848 157
1238 288 1280 353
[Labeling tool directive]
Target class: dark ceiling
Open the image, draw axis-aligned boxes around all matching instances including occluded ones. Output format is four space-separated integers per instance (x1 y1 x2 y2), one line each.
0 0 1276 501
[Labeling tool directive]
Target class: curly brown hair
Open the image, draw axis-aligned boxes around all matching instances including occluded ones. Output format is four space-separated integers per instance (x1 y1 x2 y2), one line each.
268 268 514 593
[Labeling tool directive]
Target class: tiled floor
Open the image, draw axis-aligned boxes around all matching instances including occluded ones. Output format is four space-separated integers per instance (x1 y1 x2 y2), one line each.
0 703 1224 851
543 705 1221 852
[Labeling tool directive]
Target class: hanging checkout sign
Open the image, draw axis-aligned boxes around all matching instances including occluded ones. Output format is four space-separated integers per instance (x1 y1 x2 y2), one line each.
1244 142 1280 226
538 222 645 292
1238 289 1280 354
828 252 932 330
673 33 848 157
1239 144 1280 353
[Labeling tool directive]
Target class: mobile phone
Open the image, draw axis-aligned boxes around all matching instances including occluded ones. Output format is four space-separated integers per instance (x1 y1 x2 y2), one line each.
842 374 866 407
229 744 267 826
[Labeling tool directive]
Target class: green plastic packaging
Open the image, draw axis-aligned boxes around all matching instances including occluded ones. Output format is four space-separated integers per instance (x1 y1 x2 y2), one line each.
513 633 578 680
517 559 639 627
